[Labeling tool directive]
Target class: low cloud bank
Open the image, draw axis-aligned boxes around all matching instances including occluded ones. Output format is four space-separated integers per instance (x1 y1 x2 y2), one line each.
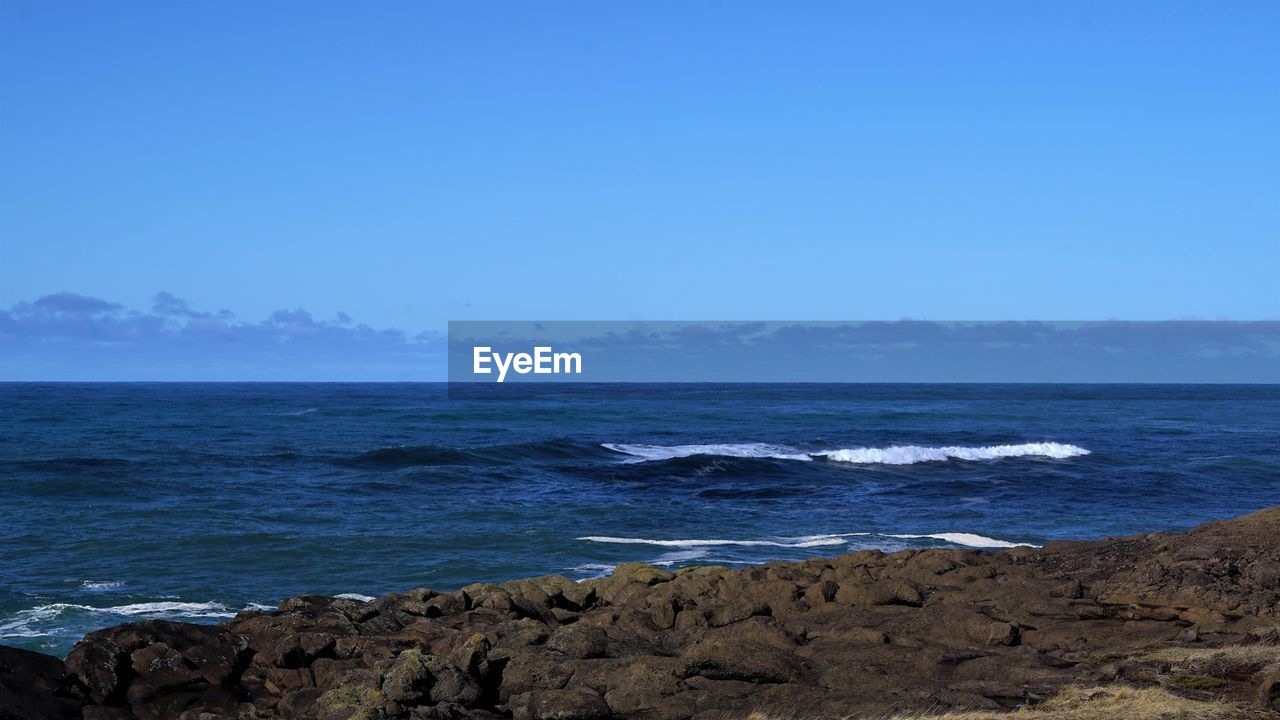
0 292 444 380
3 296 1277 382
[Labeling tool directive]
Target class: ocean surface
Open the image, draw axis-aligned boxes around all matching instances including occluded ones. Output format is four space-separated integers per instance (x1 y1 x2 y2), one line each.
2 382 1278 657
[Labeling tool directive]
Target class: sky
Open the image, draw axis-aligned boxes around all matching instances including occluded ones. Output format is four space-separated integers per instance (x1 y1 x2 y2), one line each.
1 2 1278 379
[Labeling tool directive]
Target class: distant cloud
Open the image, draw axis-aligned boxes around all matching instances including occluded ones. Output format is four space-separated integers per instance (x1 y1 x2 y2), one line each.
5 300 1278 382
31 292 123 315
151 290 220 318
0 292 444 381
449 320 1280 383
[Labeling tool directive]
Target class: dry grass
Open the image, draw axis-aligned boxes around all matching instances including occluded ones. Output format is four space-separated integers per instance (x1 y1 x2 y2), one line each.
1138 644 1280 676
897 686 1244 719
745 685 1253 720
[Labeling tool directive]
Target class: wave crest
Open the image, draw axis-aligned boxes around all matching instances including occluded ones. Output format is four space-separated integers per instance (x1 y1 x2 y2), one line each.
821 442 1090 465
603 441 1089 465
579 531 1036 550
602 443 812 462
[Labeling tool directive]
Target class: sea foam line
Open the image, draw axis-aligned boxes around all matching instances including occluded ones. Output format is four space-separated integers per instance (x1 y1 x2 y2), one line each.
7 601 237 620
603 441 1089 465
821 443 1089 465
0 601 248 639
602 443 813 462
578 535 849 548
578 531 1037 549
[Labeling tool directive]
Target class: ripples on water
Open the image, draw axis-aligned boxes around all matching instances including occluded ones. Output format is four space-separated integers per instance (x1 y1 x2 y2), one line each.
2 382 1278 656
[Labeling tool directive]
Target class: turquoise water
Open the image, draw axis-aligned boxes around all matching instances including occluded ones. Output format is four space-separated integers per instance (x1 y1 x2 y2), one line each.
2 382 1278 656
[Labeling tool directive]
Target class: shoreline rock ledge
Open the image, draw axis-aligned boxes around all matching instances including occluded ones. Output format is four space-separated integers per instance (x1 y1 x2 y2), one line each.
6 507 1280 720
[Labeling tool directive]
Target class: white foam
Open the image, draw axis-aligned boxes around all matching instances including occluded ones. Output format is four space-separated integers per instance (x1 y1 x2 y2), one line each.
0 600 246 630
651 548 711 566
821 442 1090 465
577 535 847 548
570 563 617 579
0 623 49 638
603 441 1089 465
887 533 1035 548
80 580 124 592
579 531 1037 550
59 601 235 618
0 600 249 641
602 443 813 462
335 593 376 602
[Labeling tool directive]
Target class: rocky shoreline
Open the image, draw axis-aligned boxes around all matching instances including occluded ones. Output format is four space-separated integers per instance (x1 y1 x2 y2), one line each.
5 507 1280 720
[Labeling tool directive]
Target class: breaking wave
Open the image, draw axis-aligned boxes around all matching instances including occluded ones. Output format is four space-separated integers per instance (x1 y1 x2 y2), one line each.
602 443 813 462
0 600 261 641
821 442 1089 464
603 441 1089 465
578 531 1037 550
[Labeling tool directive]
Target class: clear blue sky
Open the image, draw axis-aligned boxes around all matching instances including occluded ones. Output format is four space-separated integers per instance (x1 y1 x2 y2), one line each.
1 2 1278 378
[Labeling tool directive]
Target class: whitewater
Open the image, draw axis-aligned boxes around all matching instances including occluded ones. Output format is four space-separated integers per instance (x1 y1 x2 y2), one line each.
603 441 1090 464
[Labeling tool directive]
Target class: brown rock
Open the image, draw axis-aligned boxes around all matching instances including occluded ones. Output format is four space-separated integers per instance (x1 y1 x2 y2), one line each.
1259 670 1280 712
680 623 806 683
601 657 681 715
0 645 82 719
382 648 435 704
612 562 675 586
524 687 610 720
497 652 574 703
16 505 1280 720
547 623 608 659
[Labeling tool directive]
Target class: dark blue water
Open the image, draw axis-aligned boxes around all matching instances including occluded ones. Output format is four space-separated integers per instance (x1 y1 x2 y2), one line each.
2 383 1278 656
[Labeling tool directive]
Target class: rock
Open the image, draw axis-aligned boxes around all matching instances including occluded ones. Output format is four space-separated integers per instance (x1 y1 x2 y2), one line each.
0 645 82 719
523 687 610 720
497 653 574 703
803 580 839 605
1055 579 1084 598
271 632 336 668
313 683 389 720
546 624 607 659
382 649 435 703
427 592 467 617
278 687 324 716
130 643 203 691
449 632 492 676
601 658 680 715
65 635 129 705
14 505 1280 719
1249 561 1280 586
559 582 596 611
1260 671 1280 712
679 622 806 684
984 621 1021 646
835 580 923 607
611 563 675 586
427 659 481 706
66 621 249 708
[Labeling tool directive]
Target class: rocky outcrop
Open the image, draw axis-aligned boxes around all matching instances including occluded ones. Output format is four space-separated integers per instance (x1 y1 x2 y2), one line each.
0 645 83 720
7 506 1280 719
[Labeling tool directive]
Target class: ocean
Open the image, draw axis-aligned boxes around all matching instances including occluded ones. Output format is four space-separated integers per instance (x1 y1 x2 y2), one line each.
2 382 1278 657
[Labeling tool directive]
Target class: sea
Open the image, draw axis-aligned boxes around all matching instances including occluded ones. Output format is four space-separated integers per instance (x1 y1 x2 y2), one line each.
2 382 1278 657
